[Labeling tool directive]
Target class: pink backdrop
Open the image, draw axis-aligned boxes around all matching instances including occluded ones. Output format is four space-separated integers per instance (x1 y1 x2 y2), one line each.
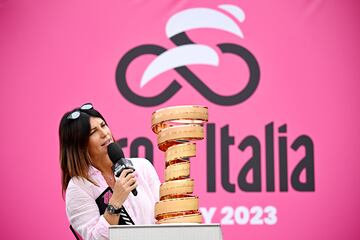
1 0 359 239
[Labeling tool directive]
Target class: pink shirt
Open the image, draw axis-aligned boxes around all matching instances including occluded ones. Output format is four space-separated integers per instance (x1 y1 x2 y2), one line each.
66 158 160 240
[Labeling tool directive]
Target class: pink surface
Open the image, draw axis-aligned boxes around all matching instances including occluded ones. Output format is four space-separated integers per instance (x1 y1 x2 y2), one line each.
0 0 359 239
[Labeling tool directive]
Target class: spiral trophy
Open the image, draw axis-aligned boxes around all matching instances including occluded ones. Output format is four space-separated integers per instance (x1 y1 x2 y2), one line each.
151 105 208 224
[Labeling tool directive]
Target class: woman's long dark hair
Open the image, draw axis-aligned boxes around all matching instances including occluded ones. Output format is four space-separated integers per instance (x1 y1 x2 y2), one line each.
59 106 108 196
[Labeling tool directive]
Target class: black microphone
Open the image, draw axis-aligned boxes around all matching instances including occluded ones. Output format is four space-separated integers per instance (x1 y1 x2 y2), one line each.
107 142 138 196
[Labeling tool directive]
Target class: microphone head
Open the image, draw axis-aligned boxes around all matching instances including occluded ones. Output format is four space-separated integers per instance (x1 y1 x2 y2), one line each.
107 142 125 164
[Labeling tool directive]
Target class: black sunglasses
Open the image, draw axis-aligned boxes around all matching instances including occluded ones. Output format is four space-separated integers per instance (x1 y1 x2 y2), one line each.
66 103 93 120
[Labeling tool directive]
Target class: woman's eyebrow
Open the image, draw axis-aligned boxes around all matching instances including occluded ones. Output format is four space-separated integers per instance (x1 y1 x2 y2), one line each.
90 125 99 132
90 121 104 131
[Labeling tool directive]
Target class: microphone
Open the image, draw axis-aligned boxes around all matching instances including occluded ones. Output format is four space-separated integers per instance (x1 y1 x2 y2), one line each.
107 142 138 196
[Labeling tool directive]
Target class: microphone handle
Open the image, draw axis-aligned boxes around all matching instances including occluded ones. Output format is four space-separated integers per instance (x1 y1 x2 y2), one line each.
132 188 138 196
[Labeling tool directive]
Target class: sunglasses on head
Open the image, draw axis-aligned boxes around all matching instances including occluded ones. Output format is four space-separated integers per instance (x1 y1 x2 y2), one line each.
66 103 93 120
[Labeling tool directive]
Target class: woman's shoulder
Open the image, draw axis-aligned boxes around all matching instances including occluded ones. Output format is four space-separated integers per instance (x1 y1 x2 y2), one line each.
129 158 158 177
66 167 101 197
129 157 154 168
66 176 93 196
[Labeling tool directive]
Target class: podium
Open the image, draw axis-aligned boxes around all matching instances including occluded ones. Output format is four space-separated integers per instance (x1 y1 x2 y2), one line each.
109 224 222 240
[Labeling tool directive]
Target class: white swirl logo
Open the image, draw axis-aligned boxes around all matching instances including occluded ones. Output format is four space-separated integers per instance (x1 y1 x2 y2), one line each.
116 4 260 106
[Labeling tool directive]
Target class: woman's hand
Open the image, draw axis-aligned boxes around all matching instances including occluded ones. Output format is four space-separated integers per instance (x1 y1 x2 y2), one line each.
109 168 138 207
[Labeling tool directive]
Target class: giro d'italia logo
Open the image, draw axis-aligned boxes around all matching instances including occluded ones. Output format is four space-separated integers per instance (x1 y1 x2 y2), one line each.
115 4 260 107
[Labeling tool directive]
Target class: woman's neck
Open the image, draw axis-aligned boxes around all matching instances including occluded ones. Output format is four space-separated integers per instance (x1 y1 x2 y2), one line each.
91 155 115 188
92 155 113 174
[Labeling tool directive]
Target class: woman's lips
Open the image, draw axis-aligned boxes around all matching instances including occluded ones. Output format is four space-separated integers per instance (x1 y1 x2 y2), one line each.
102 138 113 147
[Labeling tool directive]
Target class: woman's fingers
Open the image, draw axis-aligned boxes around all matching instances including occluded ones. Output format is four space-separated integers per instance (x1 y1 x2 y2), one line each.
118 168 133 179
124 174 137 190
116 169 137 192
130 181 138 191
126 175 137 186
125 173 136 184
110 169 138 205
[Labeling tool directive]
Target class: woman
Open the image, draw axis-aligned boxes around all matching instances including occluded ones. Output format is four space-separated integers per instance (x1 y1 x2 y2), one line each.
59 103 160 240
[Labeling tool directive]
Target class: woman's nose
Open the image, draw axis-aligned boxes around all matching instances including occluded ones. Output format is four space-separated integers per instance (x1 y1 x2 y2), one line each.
99 128 107 137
